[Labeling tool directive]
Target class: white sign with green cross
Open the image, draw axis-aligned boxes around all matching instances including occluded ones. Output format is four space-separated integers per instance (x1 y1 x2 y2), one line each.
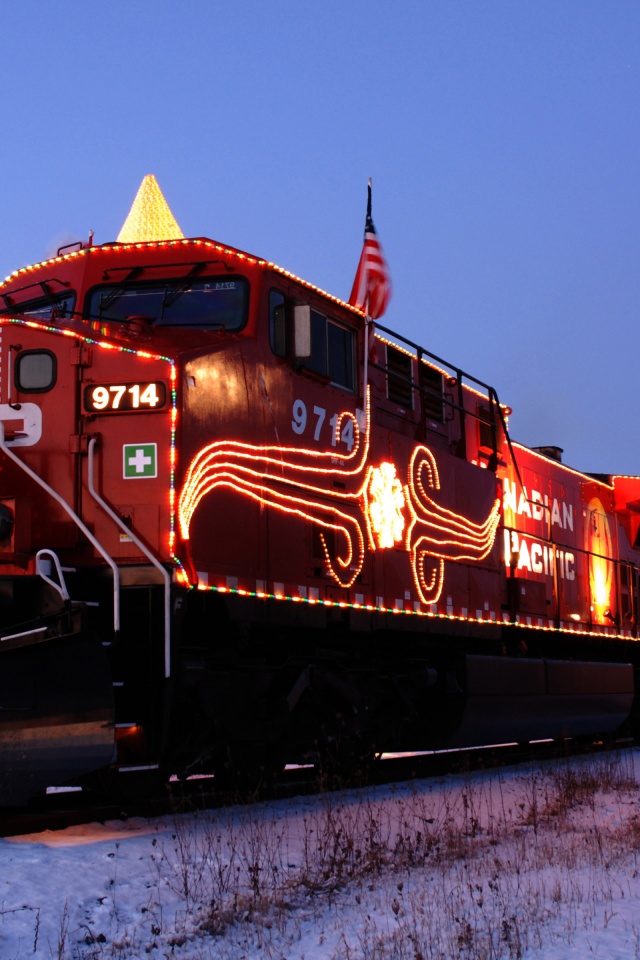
123 443 157 479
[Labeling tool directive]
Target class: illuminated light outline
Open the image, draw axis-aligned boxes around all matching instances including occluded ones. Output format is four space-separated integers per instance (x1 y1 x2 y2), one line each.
404 445 501 604
0 315 173 363
168 363 178 555
0 315 177 563
180 395 500 600
179 405 368 533
1 238 363 317
407 446 500 555
411 554 446 608
179 399 371 588
197 581 635 642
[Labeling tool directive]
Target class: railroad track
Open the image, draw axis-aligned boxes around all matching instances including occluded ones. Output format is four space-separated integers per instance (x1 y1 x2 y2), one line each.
1 735 634 838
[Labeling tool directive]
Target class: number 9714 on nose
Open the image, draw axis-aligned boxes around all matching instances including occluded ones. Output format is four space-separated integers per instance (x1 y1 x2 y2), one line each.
83 381 167 413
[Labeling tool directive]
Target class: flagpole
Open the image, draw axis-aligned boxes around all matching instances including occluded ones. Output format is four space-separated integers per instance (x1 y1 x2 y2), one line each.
362 178 373 400
363 312 370 400
348 176 390 404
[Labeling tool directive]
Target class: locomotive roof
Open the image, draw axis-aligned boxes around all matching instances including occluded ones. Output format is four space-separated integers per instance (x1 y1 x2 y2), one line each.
0 236 364 320
1 174 364 319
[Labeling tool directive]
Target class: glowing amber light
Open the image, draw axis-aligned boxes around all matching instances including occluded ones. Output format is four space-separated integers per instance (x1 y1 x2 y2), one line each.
117 175 184 243
365 462 406 549
587 496 613 622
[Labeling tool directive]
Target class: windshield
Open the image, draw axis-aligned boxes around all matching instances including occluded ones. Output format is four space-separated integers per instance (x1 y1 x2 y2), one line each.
86 277 248 331
0 292 76 320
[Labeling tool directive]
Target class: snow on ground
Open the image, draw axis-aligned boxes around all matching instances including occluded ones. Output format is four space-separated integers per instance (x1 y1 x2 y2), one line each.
2 750 640 959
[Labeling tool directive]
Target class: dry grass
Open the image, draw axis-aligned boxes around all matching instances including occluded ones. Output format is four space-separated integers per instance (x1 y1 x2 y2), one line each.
46 749 640 959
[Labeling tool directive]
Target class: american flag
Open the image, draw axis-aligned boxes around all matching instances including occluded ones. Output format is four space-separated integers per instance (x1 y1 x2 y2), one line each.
348 180 392 320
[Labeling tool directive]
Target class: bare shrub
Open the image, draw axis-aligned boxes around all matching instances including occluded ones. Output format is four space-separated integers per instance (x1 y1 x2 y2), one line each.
47 747 640 959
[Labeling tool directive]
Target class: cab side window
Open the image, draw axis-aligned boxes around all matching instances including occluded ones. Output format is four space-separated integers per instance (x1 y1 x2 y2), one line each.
15 350 57 393
308 311 355 391
269 290 287 357
277 292 356 392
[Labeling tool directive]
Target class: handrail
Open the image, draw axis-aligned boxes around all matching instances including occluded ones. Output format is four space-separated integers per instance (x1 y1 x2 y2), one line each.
87 437 171 679
35 548 70 601
373 321 508 464
0 423 120 634
373 320 498 397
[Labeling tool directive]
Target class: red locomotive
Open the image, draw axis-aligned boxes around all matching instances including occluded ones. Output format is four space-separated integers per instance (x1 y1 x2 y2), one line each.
0 176 635 803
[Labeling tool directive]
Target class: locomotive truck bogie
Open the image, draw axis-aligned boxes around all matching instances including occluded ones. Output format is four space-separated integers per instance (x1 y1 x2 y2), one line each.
0 185 636 804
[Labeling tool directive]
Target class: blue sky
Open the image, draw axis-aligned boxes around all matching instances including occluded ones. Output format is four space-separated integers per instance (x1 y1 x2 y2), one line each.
2 1 639 474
